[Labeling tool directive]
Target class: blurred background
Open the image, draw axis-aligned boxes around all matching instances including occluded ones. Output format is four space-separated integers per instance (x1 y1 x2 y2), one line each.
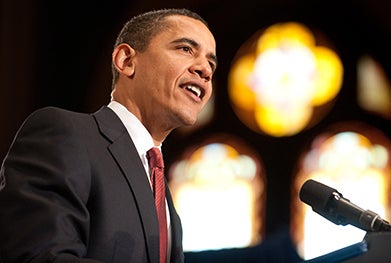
1 0 391 262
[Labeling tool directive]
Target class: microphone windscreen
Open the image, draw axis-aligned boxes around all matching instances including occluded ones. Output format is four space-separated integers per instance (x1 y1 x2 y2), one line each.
299 179 337 210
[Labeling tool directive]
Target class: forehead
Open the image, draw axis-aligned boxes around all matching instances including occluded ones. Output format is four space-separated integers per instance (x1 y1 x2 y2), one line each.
154 15 216 51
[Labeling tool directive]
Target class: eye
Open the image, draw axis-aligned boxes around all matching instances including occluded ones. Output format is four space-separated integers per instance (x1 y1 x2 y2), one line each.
180 45 192 53
209 61 216 72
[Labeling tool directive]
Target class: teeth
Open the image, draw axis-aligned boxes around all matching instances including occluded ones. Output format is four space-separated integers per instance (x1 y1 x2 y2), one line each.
185 85 201 98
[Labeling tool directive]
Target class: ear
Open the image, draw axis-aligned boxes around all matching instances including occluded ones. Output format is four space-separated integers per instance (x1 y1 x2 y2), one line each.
112 43 136 77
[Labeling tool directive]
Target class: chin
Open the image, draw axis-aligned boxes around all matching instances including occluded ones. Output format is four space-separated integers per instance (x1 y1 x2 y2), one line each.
176 111 198 127
182 118 197 127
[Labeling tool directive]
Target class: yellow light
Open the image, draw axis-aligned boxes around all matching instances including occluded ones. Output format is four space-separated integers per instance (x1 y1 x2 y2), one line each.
357 55 391 119
254 104 313 137
312 46 343 105
228 54 257 111
256 22 315 53
295 131 390 259
177 181 254 251
228 22 344 137
169 143 264 251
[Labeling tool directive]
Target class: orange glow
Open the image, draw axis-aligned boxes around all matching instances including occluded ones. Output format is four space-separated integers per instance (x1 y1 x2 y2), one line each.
228 54 257 111
357 55 391 119
256 22 315 53
254 104 313 137
169 140 265 251
312 47 343 105
228 22 343 137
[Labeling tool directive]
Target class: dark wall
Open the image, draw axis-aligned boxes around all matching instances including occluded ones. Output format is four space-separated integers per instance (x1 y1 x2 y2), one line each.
1 0 391 248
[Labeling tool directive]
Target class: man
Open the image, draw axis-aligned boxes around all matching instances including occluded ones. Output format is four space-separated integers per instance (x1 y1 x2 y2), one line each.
0 8 217 263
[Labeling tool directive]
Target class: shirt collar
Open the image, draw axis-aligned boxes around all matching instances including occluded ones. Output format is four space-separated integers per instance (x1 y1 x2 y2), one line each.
107 101 160 157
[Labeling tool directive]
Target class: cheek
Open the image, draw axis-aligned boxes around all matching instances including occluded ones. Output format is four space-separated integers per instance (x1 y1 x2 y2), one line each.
204 85 213 102
151 59 178 79
164 61 184 76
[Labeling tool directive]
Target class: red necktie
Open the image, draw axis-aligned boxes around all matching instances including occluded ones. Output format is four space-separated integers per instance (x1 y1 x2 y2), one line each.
147 147 168 263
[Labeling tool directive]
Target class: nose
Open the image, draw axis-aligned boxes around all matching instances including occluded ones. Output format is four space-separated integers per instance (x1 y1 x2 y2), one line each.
190 58 213 82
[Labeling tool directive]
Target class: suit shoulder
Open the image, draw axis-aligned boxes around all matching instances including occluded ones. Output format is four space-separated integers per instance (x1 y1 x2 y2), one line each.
14 107 96 139
25 106 93 124
28 106 87 119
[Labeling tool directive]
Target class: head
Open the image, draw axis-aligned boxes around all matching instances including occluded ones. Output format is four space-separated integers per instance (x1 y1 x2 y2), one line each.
111 8 217 143
111 9 209 86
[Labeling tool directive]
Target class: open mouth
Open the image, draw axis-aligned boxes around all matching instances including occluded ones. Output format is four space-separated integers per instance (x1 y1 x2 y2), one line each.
184 85 202 98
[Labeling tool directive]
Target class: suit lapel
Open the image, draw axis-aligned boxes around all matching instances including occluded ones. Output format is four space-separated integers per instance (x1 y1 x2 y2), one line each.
93 106 159 263
166 183 184 262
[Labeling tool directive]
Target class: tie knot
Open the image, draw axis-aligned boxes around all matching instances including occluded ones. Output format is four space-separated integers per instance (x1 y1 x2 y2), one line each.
147 147 164 169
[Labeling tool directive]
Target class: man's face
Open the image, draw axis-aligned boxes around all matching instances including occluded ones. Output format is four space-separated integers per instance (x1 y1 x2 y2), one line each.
131 15 217 132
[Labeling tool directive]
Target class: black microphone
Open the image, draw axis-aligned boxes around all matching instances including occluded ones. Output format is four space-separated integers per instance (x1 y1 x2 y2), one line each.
299 179 391 232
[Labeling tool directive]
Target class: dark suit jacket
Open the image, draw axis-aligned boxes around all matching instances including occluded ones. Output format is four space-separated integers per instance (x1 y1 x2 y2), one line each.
0 106 184 263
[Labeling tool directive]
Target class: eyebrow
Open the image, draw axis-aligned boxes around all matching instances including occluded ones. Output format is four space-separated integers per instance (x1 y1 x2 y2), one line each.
171 37 218 68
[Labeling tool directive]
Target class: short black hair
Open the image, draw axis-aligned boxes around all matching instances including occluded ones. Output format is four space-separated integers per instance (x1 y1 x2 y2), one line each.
111 8 209 88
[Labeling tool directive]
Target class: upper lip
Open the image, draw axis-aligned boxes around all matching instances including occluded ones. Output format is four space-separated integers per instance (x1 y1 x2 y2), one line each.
180 80 206 99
